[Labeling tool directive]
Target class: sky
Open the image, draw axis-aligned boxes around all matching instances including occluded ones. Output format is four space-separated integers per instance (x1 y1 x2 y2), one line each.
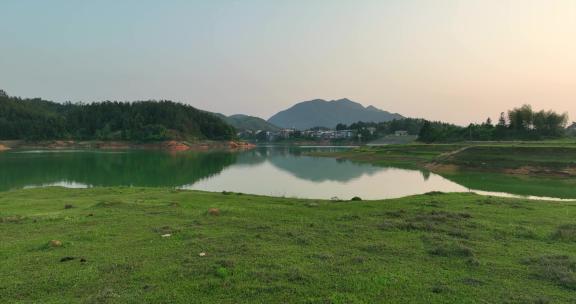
1 0 576 125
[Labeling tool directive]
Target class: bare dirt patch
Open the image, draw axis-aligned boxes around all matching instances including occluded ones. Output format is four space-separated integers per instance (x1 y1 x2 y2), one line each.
503 166 576 178
424 163 460 173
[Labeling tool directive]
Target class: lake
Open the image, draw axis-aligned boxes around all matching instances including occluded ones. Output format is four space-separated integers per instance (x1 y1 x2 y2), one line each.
0 147 574 200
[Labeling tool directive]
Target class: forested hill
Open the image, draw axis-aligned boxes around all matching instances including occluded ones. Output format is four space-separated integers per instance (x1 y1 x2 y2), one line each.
212 113 281 132
0 92 236 141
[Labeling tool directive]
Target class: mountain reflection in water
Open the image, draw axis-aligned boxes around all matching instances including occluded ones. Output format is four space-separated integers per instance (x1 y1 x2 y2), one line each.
1 147 574 200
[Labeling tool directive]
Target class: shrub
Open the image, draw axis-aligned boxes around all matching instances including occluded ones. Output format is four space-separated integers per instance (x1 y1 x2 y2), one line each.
423 236 474 258
523 255 576 290
551 224 576 242
215 267 229 279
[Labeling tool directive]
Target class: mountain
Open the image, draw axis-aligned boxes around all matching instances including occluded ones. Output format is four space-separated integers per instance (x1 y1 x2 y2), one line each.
214 113 281 132
268 98 404 130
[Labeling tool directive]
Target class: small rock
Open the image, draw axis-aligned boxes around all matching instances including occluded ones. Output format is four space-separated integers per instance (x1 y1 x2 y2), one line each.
49 240 63 247
199 252 206 257
60 256 75 262
208 208 220 216
161 234 172 238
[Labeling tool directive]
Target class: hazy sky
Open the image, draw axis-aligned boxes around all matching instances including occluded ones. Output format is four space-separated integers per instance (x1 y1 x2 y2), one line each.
2 0 576 125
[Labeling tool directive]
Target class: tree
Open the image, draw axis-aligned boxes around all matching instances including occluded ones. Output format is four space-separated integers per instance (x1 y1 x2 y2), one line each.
335 123 347 131
497 112 507 128
567 122 576 137
0 96 236 141
508 104 534 131
533 110 568 136
493 112 508 140
418 121 435 143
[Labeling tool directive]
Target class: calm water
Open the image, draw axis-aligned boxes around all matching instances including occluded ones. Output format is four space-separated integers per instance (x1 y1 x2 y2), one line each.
0 147 574 200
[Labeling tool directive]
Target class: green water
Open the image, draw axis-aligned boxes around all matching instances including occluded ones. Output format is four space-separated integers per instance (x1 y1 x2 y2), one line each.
0 150 236 190
0 147 574 200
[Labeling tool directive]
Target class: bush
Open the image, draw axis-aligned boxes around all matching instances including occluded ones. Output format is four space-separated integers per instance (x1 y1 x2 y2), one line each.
551 224 576 242
215 267 229 279
423 236 474 258
523 255 576 290
350 196 362 201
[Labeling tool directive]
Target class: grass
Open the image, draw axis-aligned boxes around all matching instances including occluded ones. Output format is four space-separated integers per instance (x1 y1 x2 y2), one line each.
308 144 464 169
309 142 576 173
441 145 576 172
440 170 576 199
2 187 576 303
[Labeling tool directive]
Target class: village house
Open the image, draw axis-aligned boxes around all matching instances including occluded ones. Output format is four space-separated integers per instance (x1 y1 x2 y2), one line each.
279 128 296 139
335 130 355 139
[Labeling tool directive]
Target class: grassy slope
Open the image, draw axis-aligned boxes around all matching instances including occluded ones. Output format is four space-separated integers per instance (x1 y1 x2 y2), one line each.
309 144 464 169
2 187 576 303
441 145 576 170
440 171 576 198
310 142 576 174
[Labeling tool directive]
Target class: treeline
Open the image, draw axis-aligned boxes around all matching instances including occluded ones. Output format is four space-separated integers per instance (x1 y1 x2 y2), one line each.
0 91 235 141
336 118 427 141
418 105 569 143
333 104 570 143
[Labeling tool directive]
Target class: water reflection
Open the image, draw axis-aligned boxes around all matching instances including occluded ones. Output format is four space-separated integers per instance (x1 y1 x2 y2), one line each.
214 147 389 182
186 163 466 199
0 147 575 200
0 150 236 191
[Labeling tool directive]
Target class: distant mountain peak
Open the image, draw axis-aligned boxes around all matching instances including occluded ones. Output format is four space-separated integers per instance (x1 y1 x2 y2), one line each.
217 113 280 132
334 98 353 103
268 98 404 130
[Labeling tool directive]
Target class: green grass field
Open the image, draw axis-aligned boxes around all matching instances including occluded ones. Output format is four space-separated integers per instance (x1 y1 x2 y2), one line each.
2 187 576 303
440 171 576 199
441 145 576 171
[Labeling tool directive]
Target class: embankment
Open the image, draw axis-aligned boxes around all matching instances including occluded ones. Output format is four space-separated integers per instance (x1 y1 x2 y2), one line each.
0 140 255 152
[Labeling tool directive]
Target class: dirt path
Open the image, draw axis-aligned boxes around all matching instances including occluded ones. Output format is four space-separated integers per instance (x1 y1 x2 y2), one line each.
435 145 474 161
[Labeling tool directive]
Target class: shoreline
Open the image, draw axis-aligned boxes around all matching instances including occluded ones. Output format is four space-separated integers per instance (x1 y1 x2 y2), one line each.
306 144 576 178
0 140 256 152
